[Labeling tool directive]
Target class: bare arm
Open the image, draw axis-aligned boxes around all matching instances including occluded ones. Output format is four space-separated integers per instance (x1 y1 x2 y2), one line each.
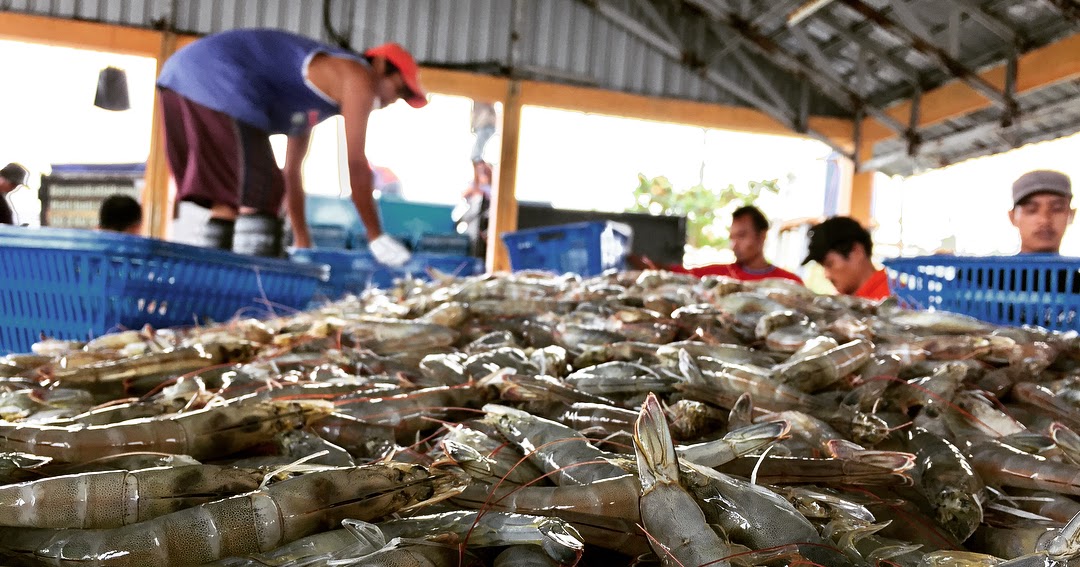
337 60 383 242
283 132 312 248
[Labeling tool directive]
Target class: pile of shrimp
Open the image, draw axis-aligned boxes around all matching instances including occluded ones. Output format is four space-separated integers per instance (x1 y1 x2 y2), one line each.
3 268 1080 566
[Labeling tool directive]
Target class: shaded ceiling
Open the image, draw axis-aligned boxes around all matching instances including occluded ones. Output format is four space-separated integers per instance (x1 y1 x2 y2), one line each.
2 0 1078 175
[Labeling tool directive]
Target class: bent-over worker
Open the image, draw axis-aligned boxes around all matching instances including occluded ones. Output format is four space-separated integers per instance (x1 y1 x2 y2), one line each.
157 28 425 265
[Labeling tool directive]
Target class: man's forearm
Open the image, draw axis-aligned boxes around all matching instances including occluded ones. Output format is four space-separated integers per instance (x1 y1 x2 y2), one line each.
284 171 310 247
350 168 382 241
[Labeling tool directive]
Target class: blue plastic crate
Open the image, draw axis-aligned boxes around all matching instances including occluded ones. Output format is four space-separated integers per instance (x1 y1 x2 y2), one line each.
501 221 632 276
884 254 1080 331
308 224 350 249
0 226 326 354
346 231 416 252
415 233 472 256
290 248 484 299
304 195 455 249
378 197 456 244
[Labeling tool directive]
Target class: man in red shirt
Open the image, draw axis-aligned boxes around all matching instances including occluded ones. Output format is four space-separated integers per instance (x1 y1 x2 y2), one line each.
677 205 803 283
802 216 889 301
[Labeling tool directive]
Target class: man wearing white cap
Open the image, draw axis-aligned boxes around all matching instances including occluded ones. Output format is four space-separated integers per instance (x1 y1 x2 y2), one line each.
1009 170 1074 254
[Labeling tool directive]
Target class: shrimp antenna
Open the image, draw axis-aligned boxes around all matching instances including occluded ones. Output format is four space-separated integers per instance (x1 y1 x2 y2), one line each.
260 449 331 488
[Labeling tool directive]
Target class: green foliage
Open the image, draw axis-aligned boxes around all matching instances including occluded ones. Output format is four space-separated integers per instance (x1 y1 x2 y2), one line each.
628 175 781 248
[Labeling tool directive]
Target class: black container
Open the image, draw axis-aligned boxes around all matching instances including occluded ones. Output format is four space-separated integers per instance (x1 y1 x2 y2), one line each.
515 202 687 267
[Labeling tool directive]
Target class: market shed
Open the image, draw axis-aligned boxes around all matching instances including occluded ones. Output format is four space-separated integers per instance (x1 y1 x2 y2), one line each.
2 0 1079 270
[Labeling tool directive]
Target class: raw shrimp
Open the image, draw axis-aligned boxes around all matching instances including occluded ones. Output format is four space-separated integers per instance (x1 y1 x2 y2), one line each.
485 404 628 485
774 339 873 393
451 475 647 556
0 465 264 528
676 420 790 467
0 463 468 566
0 451 50 484
378 511 584 564
334 383 490 443
0 397 332 463
903 427 986 542
49 343 256 384
970 440 1080 496
633 393 731 567
681 461 853 566
341 317 459 355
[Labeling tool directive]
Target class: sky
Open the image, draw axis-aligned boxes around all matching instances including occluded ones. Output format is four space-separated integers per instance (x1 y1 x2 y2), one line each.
4 37 1079 271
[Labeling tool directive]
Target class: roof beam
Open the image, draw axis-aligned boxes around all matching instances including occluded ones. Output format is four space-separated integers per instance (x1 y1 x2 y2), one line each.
862 31 1080 143
788 24 847 85
630 0 683 47
518 79 855 141
707 0 806 62
1041 0 1080 24
950 0 1018 43
587 0 855 156
0 10 164 55
947 3 962 59
729 49 799 119
888 0 934 41
814 11 921 84
836 0 1014 113
588 0 776 115
788 0 838 26
708 13 910 136
865 96 1080 171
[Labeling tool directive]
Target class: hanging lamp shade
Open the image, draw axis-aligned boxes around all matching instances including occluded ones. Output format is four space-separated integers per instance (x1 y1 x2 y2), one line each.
94 66 130 111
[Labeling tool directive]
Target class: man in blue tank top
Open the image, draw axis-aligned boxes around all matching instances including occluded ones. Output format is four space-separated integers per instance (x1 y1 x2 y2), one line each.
157 28 422 265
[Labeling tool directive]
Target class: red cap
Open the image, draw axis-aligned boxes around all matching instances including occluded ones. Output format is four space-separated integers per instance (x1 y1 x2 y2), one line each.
364 43 428 108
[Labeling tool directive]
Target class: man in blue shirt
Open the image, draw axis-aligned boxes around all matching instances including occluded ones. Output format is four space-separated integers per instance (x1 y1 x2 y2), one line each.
157 29 424 264
1009 170 1073 255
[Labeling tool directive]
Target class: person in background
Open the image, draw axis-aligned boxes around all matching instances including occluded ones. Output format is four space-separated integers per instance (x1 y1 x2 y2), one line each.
99 194 143 235
667 205 803 283
458 160 492 257
0 163 29 226
156 28 426 265
802 216 889 300
1009 170 1073 254
470 101 497 166
371 165 403 198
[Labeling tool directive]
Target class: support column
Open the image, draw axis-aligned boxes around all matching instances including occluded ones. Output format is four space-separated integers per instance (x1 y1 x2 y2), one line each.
143 32 178 239
487 80 523 273
849 169 875 225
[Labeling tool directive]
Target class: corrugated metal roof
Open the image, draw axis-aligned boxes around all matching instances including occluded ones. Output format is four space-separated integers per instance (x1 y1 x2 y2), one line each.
871 79 1080 174
3 0 1079 174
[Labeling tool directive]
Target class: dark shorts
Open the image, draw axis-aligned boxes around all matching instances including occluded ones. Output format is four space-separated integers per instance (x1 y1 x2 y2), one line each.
158 87 284 215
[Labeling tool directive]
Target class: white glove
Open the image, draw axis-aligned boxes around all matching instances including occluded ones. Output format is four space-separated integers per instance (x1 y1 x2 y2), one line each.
370 234 411 268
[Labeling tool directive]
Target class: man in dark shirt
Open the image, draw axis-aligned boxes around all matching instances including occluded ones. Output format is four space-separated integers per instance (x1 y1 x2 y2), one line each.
1009 170 1073 254
0 163 29 225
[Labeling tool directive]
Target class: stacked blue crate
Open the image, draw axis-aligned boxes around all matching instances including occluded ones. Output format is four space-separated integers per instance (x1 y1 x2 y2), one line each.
304 194 459 251
295 195 480 298
290 248 484 299
501 221 632 277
